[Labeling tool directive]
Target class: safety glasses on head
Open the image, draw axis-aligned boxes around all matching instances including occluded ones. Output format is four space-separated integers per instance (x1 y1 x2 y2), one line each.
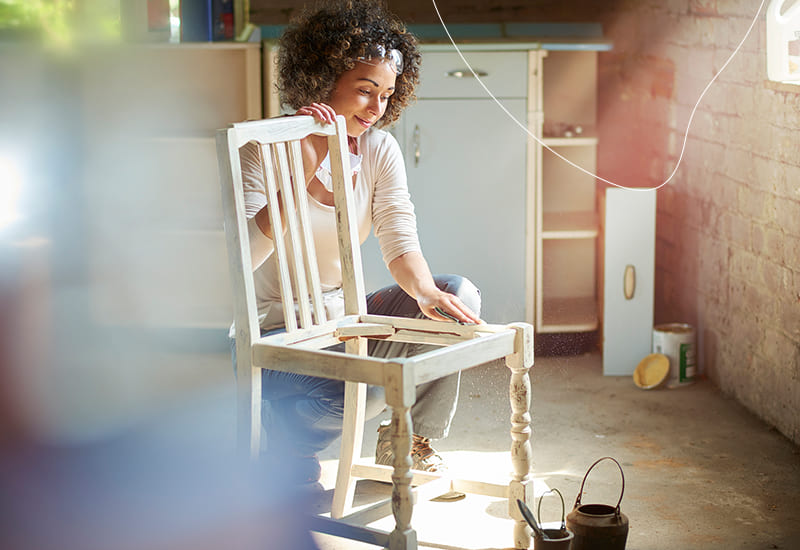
356 44 403 74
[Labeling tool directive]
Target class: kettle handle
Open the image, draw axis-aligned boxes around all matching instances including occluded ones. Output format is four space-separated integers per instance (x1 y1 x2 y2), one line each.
537 488 567 530
574 456 625 514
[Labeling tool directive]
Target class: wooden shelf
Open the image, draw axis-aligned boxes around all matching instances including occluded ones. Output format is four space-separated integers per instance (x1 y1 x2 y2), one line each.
542 211 598 239
542 135 598 147
538 296 598 333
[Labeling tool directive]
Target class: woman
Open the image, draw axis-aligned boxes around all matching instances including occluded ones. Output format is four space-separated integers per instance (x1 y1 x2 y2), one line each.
239 0 484 486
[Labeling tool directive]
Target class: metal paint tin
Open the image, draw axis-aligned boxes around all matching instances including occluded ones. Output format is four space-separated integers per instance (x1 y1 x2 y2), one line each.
652 323 697 387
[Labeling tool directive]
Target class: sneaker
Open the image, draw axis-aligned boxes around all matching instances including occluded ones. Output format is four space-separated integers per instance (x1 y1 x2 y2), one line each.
375 421 446 472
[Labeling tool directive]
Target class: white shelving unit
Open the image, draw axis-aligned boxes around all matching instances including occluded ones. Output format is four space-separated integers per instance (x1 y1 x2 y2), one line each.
81 42 262 329
535 49 602 333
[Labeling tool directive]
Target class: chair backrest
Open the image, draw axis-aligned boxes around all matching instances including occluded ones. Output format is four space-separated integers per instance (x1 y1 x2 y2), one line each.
216 115 368 350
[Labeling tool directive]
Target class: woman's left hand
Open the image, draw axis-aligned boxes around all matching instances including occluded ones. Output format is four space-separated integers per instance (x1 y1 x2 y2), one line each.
417 289 482 325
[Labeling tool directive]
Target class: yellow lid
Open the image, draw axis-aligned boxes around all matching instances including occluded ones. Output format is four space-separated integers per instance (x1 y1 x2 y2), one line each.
633 353 669 389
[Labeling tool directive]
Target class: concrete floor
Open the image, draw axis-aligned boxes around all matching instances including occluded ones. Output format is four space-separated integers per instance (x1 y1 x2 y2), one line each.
63 338 797 550
311 351 800 550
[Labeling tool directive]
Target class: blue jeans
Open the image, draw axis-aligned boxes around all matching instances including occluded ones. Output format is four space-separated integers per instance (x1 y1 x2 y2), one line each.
231 274 482 459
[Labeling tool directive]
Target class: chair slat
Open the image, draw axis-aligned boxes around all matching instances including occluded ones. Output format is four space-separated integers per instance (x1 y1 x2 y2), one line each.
288 138 327 325
327 119 367 316
274 141 314 329
259 142 298 333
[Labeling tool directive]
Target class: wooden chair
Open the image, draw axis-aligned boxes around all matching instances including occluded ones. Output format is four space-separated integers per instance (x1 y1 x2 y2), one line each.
216 115 534 550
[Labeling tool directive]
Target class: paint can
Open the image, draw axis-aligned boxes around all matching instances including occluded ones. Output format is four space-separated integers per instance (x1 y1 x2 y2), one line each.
652 323 696 387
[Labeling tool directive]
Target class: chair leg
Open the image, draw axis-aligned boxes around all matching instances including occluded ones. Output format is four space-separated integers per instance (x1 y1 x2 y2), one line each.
388 406 416 550
235 340 261 460
507 324 534 549
332 381 367 518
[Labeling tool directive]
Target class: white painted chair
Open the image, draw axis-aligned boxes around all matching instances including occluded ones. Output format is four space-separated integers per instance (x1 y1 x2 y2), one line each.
216 115 534 550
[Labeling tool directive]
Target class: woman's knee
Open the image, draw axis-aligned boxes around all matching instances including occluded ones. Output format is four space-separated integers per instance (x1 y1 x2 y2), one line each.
364 385 386 419
433 274 481 316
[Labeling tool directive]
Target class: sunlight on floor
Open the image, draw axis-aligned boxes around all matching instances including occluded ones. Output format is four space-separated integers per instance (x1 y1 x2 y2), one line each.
316 451 553 550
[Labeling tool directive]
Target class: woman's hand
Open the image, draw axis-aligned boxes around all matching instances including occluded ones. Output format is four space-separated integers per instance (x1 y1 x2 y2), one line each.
296 102 336 125
293 103 337 186
388 251 483 325
252 104 336 240
416 288 482 325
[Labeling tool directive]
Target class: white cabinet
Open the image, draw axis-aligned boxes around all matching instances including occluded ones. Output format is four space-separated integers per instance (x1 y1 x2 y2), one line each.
81 43 261 329
364 43 608 331
363 49 529 323
602 188 656 375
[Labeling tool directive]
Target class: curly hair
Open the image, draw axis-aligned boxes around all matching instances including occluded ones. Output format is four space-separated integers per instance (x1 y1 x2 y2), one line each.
277 0 421 128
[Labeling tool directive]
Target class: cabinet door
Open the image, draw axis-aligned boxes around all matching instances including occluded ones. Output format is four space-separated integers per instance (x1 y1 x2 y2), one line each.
602 188 656 375
366 98 528 323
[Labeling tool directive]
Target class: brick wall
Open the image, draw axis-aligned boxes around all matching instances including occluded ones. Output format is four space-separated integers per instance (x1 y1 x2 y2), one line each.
595 0 800 444
251 0 800 444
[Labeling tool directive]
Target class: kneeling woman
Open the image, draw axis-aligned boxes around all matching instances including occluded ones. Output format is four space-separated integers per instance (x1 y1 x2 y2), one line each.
237 0 484 486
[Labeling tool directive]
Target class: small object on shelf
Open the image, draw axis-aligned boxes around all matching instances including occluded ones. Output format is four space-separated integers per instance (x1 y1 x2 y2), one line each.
543 120 585 138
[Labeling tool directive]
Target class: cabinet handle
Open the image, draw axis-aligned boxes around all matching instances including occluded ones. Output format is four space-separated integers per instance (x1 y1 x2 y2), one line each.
445 69 488 78
623 265 636 300
413 124 421 167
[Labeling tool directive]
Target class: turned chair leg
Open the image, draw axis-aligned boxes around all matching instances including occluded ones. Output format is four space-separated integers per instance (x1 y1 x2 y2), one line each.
508 324 534 549
388 407 417 550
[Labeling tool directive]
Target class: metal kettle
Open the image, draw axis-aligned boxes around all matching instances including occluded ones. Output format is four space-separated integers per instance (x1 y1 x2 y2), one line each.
566 457 629 550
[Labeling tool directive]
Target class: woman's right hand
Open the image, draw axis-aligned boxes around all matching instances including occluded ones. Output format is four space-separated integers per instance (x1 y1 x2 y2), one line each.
253 104 337 242
295 102 336 125
295 103 338 188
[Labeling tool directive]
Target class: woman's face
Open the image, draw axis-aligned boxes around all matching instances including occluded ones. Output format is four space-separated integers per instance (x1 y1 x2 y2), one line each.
327 59 397 137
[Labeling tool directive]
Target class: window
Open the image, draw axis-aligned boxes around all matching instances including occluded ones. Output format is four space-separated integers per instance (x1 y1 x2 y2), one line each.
767 0 800 84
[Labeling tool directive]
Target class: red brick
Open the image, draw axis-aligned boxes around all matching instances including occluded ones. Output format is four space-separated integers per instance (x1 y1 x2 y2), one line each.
752 155 785 194
690 0 717 16
738 185 770 219
785 234 800 271
780 164 800 202
764 226 785 261
775 198 800 236
725 82 755 115
688 48 716 79
762 328 799 371
720 50 762 86
752 222 765 250
779 289 800 340
716 0 766 18
713 209 732 239
729 215 751 248
760 259 789 295
726 116 757 151
726 300 764 347
698 234 730 298
708 174 739 211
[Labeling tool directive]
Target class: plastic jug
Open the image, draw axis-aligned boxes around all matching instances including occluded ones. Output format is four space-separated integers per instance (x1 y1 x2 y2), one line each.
767 0 800 83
